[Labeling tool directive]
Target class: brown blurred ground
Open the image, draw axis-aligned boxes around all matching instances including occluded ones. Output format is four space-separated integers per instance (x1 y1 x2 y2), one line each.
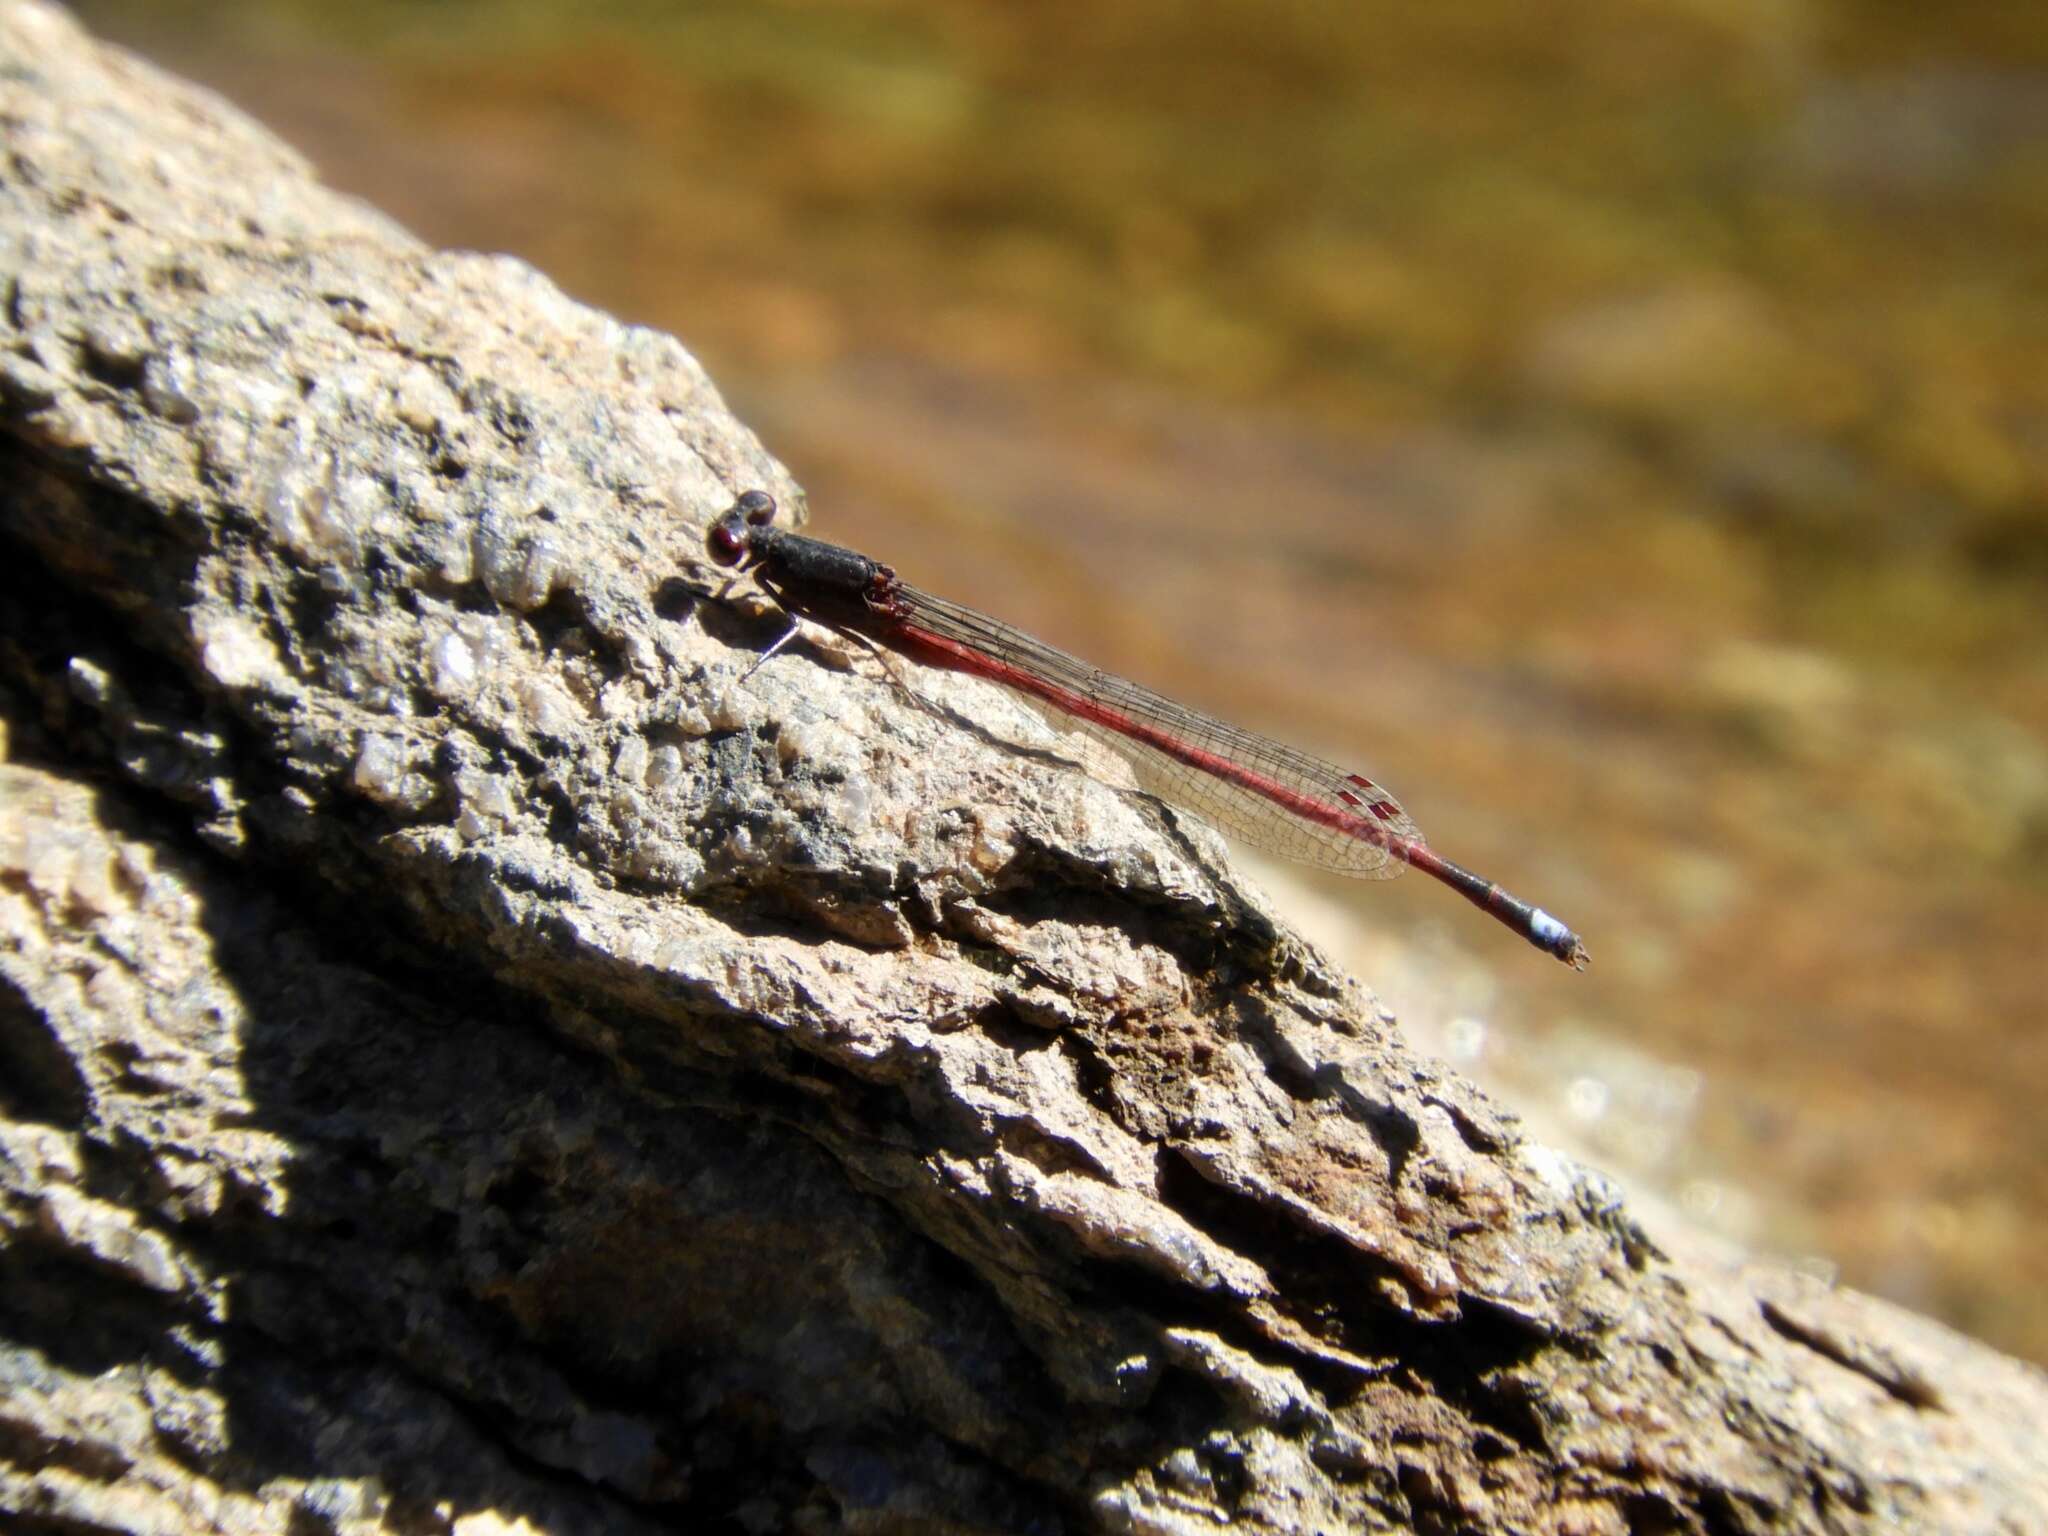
68 0 2048 1362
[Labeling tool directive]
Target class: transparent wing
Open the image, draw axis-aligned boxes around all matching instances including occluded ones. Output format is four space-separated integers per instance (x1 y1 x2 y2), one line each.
890 585 1424 879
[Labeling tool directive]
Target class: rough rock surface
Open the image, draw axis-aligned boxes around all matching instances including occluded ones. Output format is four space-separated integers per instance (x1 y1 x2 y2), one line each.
2 3 2045 1532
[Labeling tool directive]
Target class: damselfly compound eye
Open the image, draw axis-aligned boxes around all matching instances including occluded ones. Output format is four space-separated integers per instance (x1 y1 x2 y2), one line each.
707 515 749 566
708 491 777 566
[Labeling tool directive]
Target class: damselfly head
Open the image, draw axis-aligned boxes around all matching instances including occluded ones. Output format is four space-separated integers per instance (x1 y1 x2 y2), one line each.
707 490 778 566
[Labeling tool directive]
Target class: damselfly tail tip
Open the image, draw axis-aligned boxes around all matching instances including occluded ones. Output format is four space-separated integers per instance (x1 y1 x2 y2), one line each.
1527 906 1590 971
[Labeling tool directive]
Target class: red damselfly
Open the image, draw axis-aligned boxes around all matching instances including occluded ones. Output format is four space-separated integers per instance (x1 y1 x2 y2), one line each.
706 490 1589 969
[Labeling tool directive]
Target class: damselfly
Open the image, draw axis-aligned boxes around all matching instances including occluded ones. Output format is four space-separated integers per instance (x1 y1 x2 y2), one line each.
707 491 1589 969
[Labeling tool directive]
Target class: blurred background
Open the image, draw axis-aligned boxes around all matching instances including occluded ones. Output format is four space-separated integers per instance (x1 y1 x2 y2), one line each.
68 0 2048 1362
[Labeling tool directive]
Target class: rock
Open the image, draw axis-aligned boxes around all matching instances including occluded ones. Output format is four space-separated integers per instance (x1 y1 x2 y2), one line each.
3 3 2046 1531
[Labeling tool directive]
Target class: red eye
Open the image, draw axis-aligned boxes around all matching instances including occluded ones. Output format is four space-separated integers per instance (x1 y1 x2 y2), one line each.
708 491 776 565
707 518 747 565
